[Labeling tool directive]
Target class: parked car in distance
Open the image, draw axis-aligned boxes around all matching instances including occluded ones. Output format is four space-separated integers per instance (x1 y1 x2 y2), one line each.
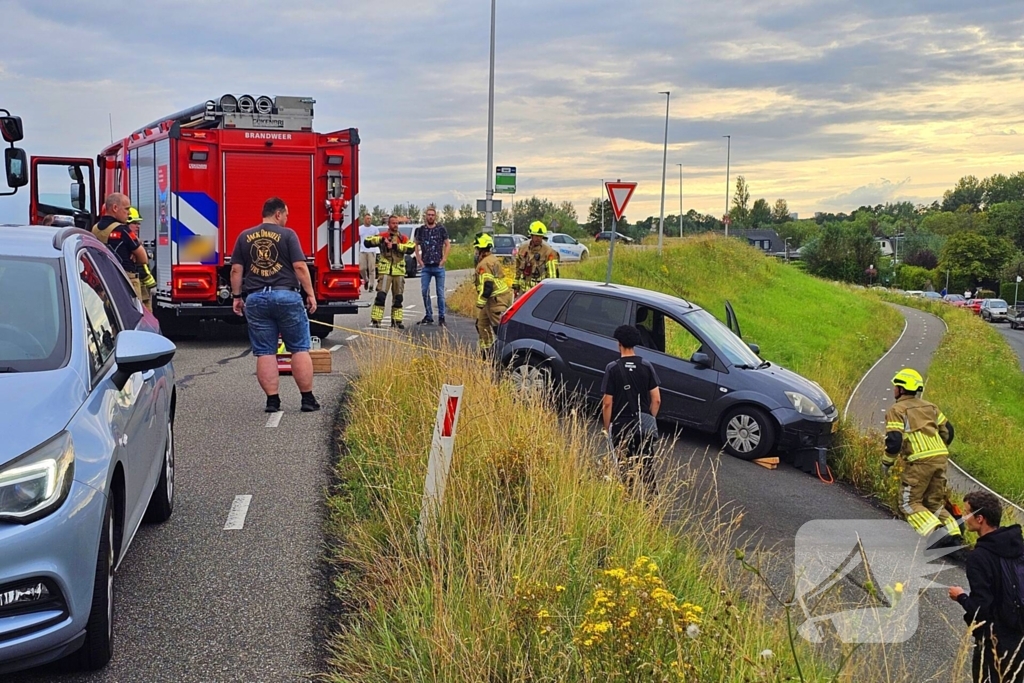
1010 307 1024 330
398 225 419 278
494 279 838 461
0 226 177 674
980 298 1009 322
547 233 589 262
921 291 943 301
966 298 984 315
943 294 967 307
904 290 924 298
491 234 526 263
594 231 635 244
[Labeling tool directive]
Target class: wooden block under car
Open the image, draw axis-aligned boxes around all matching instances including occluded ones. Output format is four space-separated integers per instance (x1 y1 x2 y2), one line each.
753 457 779 470
275 349 333 374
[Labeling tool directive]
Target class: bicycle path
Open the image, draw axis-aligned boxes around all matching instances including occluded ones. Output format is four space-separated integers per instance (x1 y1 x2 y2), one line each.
845 303 1024 517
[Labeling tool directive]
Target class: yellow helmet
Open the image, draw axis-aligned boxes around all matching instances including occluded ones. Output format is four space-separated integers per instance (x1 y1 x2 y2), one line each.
473 232 494 250
127 207 143 224
529 221 548 237
892 368 924 393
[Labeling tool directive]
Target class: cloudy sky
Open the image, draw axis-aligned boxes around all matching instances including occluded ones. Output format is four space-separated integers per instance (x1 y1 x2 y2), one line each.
2 0 1023 224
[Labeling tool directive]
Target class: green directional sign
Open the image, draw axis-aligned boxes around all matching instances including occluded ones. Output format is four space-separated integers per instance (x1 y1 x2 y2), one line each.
495 166 516 194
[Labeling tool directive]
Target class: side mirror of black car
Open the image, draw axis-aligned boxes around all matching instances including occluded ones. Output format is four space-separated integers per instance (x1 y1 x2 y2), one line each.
691 352 711 368
747 342 760 355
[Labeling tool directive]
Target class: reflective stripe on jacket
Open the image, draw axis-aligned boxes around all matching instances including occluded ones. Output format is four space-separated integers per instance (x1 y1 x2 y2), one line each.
476 254 510 306
364 230 415 276
884 395 951 463
514 242 558 289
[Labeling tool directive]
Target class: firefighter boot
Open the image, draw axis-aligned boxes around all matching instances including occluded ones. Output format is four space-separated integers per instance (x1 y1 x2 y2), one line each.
392 295 404 329
371 290 387 328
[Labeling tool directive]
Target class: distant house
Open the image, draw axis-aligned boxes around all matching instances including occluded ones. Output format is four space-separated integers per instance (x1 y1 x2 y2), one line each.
732 229 784 254
876 237 894 257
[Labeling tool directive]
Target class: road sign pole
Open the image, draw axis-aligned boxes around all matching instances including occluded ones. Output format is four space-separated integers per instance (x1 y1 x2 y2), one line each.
484 0 496 232
606 216 617 285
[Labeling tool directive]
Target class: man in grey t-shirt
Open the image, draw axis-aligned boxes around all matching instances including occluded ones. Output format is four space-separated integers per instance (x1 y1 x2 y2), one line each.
230 197 321 413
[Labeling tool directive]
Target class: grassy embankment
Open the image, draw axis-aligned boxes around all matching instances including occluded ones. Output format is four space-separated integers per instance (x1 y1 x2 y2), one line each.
872 295 1024 506
327 338 845 681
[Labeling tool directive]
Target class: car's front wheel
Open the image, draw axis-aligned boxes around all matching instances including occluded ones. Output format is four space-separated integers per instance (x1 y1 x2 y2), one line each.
76 496 115 670
145 419 175 523
720 406 775 461
579 250 589 261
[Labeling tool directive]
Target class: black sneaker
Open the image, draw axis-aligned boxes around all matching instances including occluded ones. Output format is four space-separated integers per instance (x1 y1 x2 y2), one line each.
417 316 434 325
265 396 281 413
438 317 447 327
301 396 321 412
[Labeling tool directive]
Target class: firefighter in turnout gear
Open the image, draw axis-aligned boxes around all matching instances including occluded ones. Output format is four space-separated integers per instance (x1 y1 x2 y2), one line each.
882 368 960 541
363 215 416 328
514 221 559 295
473 233 512 357
91 193 156 311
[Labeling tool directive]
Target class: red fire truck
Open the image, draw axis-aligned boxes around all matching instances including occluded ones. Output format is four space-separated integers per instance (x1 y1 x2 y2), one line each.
27 94 364 336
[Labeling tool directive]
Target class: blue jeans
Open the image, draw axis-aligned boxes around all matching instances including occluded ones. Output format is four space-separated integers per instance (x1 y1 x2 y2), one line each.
420 266 446 320
244 289 311 356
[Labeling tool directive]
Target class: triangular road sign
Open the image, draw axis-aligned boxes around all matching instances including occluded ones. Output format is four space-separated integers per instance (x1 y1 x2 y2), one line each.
605 181 637 221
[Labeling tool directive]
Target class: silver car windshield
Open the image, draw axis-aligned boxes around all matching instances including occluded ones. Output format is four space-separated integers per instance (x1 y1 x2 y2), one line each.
0 257 66 372
990 299 1008 307
684 309 762 367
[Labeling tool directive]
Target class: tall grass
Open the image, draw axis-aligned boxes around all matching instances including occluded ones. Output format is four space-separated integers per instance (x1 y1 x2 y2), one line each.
871 296 1024 505
326 338 854 682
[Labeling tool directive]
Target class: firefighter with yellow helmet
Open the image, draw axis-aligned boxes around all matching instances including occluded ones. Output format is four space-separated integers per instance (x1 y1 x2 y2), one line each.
514 220 559 295
882 368 960 542
473 232 512 357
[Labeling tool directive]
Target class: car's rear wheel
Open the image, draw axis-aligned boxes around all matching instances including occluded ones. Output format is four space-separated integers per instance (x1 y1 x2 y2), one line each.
145 419 175 523
509 359 552 398
720 406 775 461
76 497 115 670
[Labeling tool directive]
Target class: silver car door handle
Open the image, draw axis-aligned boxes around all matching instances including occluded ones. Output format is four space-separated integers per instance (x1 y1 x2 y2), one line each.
142 370 155 381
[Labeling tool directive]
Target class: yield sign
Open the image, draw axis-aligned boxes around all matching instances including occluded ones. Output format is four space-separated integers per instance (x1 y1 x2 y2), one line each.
605 181 637 221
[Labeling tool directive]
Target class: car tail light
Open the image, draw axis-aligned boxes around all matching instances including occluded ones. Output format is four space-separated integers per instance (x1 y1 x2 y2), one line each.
501 282 541 325
322 274 360 293
171 266 216 301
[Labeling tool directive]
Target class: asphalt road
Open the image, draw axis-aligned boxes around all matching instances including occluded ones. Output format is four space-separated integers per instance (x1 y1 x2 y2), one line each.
994 320 1024 371
11 272 475 683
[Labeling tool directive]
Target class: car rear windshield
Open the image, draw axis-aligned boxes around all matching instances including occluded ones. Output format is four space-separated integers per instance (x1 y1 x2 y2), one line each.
683 309 761 368
0 256 67 373
493 236 513 248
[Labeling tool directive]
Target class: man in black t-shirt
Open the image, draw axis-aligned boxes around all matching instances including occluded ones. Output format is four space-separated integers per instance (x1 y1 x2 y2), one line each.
230 197 321 413
601 325 662 493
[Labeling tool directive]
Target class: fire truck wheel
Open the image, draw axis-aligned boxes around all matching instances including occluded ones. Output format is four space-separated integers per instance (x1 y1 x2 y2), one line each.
312 314 335 339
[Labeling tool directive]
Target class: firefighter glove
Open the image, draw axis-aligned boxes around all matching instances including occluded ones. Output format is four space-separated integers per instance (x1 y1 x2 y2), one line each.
140 264 157 289
880 456 896 477
482 280 495 299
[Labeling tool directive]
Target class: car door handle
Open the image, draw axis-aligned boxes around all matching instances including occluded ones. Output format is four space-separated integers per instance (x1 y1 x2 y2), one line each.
552 332 568 342
142 370 155 381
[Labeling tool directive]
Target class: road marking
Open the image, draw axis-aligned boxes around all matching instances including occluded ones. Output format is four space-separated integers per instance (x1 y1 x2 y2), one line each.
345 335 359 341
843 315 909 420
330 344 343 351
405 305 416 309
224 495 252 530
266 412 283 428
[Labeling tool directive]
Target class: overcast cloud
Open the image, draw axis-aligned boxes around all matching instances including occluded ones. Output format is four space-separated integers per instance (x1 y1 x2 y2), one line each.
2 0 1022 224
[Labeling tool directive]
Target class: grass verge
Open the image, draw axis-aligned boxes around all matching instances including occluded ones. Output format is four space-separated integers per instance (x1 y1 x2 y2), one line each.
326 338 848 681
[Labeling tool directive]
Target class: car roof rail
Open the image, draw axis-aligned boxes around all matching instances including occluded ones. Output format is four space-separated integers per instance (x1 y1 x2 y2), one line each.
52 227 93 250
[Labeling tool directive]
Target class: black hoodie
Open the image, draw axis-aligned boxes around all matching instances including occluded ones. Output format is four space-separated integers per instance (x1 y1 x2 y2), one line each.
957 524 1024 645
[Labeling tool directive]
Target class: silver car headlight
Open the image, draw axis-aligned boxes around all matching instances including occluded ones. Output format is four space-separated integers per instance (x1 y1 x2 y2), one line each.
785 391 826 417
0 431 75 524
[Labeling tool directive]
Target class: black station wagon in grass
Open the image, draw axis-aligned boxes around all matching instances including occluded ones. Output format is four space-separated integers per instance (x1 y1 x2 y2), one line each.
493 279 838 462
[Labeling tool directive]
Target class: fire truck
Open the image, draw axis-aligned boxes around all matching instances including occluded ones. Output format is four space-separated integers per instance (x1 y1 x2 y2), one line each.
26 94 364 336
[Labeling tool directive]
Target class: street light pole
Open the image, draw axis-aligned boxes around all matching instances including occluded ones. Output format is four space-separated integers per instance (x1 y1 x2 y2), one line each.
484 0 497 232
723 135 731 237
657 91 670 254
676 163 683 237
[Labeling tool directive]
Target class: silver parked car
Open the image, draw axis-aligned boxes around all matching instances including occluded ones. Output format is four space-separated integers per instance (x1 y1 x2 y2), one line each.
980 298 1009 322
0 226 176 674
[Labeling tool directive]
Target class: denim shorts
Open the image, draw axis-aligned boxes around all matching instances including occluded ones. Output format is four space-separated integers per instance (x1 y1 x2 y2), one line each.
244 289 311 356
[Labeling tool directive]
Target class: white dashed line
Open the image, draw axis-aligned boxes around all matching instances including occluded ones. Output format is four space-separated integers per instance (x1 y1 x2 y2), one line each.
330 344 344 351
405 305 416 309
265 412 283 428
345 335 358 341
224 495 252 530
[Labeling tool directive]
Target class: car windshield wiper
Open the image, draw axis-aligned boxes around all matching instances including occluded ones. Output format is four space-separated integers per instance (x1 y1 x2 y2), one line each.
758 360 771 369
734 363 756 370
0 366 18 373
